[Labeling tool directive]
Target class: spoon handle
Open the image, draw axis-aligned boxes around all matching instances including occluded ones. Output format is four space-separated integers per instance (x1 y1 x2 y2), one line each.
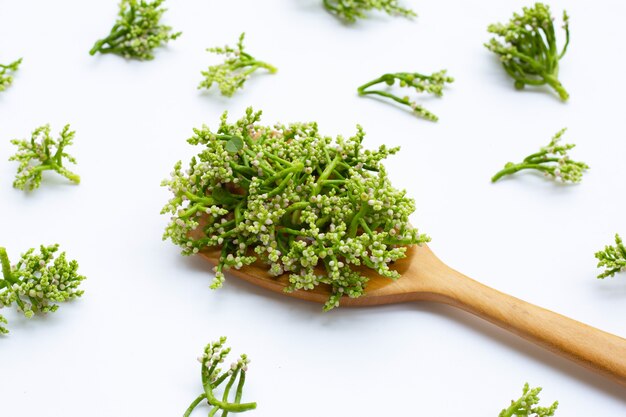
431 267 626 386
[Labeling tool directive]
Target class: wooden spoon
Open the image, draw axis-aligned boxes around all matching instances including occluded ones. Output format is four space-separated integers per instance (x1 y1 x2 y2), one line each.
199 244 626 386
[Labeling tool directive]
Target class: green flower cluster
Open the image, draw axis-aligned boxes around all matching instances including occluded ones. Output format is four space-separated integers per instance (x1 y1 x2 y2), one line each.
595 234 626 279
184 337 256 417
0 244 86 334
162 108 429 310
499 383 558 417
9 124 80 191
492 129 588 184
0 58 22 92
198 33 277 97
89 0 181 60
485 3 570 101
323 0 416 23
357 70 454 121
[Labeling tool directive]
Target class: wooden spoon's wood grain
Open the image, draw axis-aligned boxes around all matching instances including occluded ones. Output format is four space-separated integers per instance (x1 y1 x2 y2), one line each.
199 244 626 386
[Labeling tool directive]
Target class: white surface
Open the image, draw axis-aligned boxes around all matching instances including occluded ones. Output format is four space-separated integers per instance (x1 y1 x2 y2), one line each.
1 0 625 415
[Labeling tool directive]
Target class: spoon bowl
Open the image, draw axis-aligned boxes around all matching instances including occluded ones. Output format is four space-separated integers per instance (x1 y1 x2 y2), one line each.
199 243 626 387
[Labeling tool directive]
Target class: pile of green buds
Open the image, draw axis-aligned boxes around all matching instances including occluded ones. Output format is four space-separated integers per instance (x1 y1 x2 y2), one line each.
162 108 429 310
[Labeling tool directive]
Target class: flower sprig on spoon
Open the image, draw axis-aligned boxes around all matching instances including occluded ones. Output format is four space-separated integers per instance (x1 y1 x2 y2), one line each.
162 108 429 310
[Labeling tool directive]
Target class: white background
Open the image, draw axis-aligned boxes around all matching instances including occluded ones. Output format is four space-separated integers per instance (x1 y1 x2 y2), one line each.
1 0 625 415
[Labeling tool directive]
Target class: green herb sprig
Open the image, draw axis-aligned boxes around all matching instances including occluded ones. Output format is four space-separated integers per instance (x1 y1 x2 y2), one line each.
491 129 588 183
198 33 277 97
162 108 429 310
184 337 256 417
485 3 570 101
9 124 80 191
499 383 558 417
323 0 416 23
0 58 22 92
595 234 626 279
0 244 86 334
357 70 454 121
89 0 181 60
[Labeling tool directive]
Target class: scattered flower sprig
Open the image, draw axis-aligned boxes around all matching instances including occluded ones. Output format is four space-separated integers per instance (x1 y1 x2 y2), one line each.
485 3 570 101
499 383 558 417
184 337 256 417
491 128 588 183
0 58 22 92
162 108 429 310
323 0 416 23
89 0 181 60
0 244 86 334
357 70 454 121
9 124 80 191
198 33 277 97
595 234 626 279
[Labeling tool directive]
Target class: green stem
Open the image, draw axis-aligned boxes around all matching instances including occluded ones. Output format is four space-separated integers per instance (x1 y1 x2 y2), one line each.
266 173 293 198
180 204 202 219
311 155 340 196
262 151 290 168
235 370 246 403
89 27 129 55
544 74 569 101
183 394 206 417
491 163 552 182
262 163 303 187
230 163 257 177
359 89 410 107
185 191 215 205
252 60 277 74
359 219 373 236
220 370 240 417
348 204 369 237
0 248 15 285
284 202 310 216
204 381 256 413
234 201 245 225
357 75 390 94
559 20 570 59
58 167 81 185
277 227 307 236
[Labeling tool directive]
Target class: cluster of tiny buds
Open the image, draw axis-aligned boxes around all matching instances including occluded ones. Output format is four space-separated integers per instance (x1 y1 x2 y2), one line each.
230 355 251 373
162 108 429 309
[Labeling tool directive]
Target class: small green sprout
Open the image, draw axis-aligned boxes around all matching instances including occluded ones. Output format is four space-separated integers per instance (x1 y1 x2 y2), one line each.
0 58 22 92
499 383 558 417
357 70 454 121
89 0 181 60
184 337 256 417
162 108 429 310
595 234 626 279
9 124 80 191
485 3 570 101
491 128 588 184
323 0 416 23
198 33 277 97
0 244 86 335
